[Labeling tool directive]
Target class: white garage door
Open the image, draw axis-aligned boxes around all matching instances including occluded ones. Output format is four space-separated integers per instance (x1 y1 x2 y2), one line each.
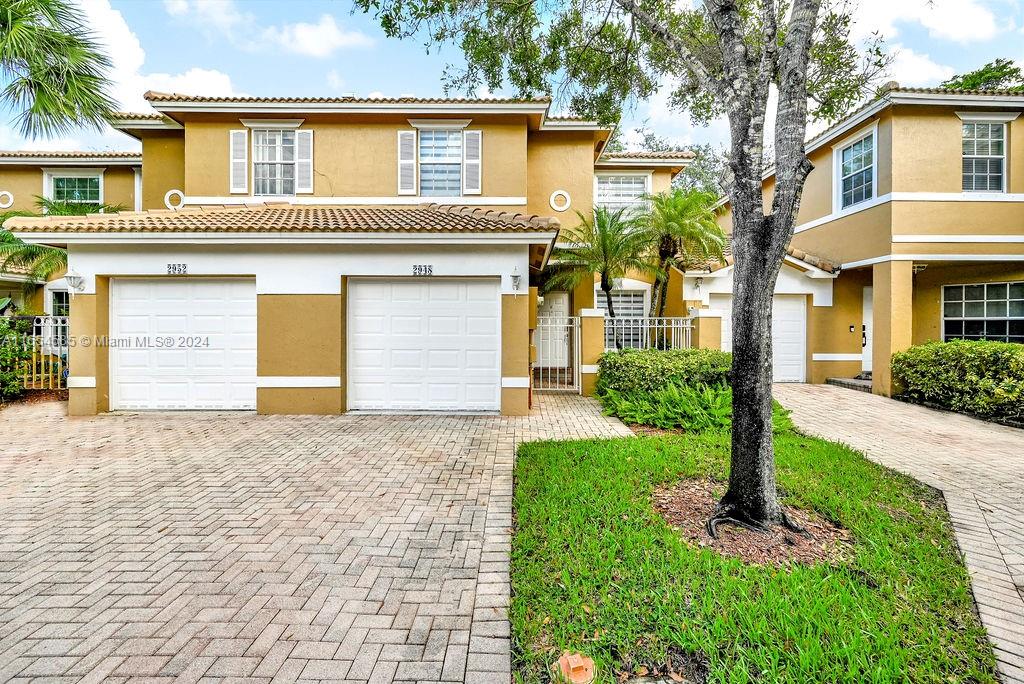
109 278 257 410
348 278 501 411
709 293 807 382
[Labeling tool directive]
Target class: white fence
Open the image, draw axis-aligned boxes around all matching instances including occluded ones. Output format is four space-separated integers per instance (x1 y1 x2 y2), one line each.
13 316 69 390
533 315 581 392
604 317 693 351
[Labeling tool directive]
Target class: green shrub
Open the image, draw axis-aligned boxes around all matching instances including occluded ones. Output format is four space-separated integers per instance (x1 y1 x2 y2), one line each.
600 382 793 433
596 347 732 395
0 318 30 401
891 340 1024 423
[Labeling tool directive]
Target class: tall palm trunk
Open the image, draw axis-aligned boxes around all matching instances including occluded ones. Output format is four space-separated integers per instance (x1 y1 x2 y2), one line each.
601 274 620 350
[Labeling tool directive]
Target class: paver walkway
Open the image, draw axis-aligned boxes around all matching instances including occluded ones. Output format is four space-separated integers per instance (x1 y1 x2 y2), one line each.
0 395 630 683
774 384 1024 683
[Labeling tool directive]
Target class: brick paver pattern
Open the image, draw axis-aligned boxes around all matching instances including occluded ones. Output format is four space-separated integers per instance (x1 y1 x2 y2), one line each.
0 395 630 683
774 384 1024 684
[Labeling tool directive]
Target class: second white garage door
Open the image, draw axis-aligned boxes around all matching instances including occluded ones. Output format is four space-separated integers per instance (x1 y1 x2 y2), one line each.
710 293 807 382
109 278 257 410
347 278 501 411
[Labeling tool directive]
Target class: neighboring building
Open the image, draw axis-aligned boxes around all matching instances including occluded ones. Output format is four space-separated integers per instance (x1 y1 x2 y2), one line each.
711 86 1024 395
7 92 681 416
0 151 142 313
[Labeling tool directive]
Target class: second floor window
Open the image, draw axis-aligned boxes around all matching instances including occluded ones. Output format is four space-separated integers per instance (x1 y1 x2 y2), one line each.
595 174 650 214
962 122 1005 192
839 132 873 209
49 174 101 204
419 129 463 196
253 129 295 196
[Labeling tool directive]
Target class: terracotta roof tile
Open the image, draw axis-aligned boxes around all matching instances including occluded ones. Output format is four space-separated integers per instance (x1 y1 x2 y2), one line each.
144 91 551 105
684 238 839 274
0 150 141 159
109 112 166 120
5 203 560 235
600 150 694 159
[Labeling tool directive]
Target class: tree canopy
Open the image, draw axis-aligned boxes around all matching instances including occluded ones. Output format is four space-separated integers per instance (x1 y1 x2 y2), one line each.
940 58 1024 92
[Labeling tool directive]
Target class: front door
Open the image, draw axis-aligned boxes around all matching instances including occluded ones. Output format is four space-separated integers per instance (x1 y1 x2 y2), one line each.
536 291 570 367
862 286 873 372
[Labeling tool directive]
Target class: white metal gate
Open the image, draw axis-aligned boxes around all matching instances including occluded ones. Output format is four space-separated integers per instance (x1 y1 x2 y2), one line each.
533 315 580 392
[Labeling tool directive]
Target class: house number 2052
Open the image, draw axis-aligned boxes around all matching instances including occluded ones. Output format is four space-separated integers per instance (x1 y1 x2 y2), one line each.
412 264 433 276
167 263 187 275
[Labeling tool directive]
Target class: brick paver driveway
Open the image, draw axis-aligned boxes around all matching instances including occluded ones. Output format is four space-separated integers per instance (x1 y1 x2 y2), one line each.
0 396 629 683
775 384 1024 683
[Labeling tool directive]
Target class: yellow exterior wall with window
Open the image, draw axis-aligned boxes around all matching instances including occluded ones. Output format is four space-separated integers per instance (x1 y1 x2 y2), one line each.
0 165 137 213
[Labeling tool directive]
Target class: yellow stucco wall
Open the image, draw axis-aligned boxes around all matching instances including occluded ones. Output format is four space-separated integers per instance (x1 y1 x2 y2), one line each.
808 269 870 383
183 117 528 199
912 263 1024 345
0 165 137 212
526 130 596 225
501 293 530 415
141 132 186 210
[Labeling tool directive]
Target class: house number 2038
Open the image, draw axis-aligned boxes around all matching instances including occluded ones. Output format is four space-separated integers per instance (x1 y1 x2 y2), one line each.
412 264 433 276
167 263 187 275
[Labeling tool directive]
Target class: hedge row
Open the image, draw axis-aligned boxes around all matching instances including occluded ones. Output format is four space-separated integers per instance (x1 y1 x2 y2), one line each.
891 340 1024 424
596 347 732 396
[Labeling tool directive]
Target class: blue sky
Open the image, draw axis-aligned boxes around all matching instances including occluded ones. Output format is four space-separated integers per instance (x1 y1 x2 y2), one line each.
1 0 1023 152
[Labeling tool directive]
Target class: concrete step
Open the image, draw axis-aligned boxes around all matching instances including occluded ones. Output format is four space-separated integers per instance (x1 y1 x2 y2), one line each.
826 377 872 393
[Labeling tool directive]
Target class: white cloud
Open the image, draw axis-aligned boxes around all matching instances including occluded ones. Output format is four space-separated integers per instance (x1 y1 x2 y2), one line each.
367 90 385 99
888 45 956 86
326 69 345 90
165 1 373 58
79 0 240 111
850 0 1000 44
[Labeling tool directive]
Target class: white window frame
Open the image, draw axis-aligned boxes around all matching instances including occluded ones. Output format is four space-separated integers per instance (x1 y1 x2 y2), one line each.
593 171 653 215
832 122 877 214
251 128 298 197
957 112 1017 194
941 280 1024 343
42 168 105 206
416 128 465 198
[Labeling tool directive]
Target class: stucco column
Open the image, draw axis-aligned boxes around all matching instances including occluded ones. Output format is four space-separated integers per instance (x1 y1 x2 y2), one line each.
579 308 605 396
872 261 914 396
501 293 531 415
690 310 722 350
67 276 108 416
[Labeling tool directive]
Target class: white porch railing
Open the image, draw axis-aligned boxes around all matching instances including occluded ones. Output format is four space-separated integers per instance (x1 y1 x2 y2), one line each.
12 316 69 390
604 317 693 351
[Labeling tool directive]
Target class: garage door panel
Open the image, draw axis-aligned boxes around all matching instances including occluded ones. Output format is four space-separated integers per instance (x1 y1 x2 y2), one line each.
110 278 257 410
708 293 806 383
348 278 500 411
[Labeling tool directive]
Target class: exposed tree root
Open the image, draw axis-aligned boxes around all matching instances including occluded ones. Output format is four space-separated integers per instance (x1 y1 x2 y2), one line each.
705 501 811 539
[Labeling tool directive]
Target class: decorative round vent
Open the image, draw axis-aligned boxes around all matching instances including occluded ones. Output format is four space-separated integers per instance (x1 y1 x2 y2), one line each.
164 189 185 210
549 189 571 212
0 191 13 209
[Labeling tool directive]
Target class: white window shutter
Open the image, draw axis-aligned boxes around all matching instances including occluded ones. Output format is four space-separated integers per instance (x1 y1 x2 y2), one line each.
397 130 417 195
463 129 482 195
296 129 314 194
229 129 248 194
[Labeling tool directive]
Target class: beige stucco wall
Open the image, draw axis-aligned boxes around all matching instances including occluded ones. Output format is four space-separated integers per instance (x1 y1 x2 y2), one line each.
0 165 137 212
526 130 595 225
501 293 530 415
807 268 870 383
141 132 186 210
183 117 528 200
912 263 1024 345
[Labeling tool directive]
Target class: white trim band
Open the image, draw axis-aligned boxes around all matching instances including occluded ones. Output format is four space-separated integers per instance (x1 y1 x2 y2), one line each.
892 235 1024 243
579 308 605 317
842 254 1024 269
180 195 527 207
580 364 599 374
812 353 862 362
67 376 96 388
501 376 530 388
256 376 342 388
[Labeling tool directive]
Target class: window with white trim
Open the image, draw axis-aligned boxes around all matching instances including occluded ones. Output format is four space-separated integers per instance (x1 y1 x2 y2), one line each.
961 122 1005 192
838 132 874 209
596 289 647 348
418 129 462 196
252 129 295 196
49 174 101 202
595 174 649 215
943 282 1024 344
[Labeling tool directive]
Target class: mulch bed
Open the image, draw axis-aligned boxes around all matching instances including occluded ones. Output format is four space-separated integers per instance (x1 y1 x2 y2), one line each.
652 478 851 567
0 389 68 409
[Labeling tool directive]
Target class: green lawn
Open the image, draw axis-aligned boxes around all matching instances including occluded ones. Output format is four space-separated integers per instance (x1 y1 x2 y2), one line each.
511 428 997 683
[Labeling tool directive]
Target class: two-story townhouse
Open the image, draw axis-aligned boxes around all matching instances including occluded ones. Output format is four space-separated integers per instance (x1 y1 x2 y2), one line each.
706 86 1024 395
6 92 681 417
0 151 141 312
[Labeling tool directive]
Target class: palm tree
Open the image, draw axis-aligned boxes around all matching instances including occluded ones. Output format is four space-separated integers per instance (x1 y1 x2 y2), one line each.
641 188 726 317
543 207 657 319
1 0 116 137
1 197 124 285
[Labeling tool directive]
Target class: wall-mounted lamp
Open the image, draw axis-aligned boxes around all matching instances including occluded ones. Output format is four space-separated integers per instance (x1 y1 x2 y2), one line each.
64 269 86 295
511 266 522 292
695 277 704 291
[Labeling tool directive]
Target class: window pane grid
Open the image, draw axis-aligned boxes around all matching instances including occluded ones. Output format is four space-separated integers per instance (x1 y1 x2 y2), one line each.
943 281 1024 344
596 175 649 214
419 129 463 196
962 122 1005 192
252 129 296 196
52 176 100 203
839 133 873 209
